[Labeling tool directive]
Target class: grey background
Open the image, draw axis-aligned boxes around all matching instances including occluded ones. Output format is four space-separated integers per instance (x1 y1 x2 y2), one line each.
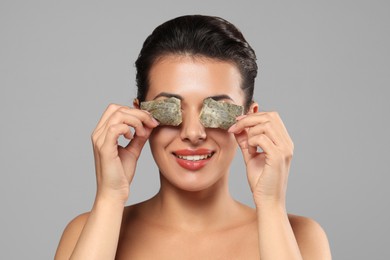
1 0 389 259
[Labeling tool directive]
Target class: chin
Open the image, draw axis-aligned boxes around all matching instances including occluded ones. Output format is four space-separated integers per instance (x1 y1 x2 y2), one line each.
158 169 226 193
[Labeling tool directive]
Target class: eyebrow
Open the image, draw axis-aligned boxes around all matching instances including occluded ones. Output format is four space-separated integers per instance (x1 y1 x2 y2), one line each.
153 92 183 100
153 92 234 102
208 94 234 102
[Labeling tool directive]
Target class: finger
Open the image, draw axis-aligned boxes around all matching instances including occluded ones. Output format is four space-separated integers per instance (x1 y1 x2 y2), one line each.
123 132 150 161
101 111 158 144
94 105 158 139
228 112 272 134
94 103 123 133
233 129 253 164
247 121 284 147
100 123 133 159
269 112 293 147
247 133 278 158
92 105 121 150
230 112 292 148
248 144 257 155
116 107 159 129
119 131 151 181
123 128 134 140
264 112 293 148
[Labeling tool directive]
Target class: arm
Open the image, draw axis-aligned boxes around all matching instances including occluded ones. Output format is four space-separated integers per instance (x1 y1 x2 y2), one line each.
55 104 159 260
255 206 332 260
255 203 302 259
229 109 331 259
290 215 332 260
55 199 125 260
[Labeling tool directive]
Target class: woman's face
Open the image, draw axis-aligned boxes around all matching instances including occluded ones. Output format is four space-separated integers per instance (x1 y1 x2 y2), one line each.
145 55 245 192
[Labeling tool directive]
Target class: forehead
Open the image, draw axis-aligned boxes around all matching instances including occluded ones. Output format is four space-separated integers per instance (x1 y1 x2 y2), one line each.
146 55 244 104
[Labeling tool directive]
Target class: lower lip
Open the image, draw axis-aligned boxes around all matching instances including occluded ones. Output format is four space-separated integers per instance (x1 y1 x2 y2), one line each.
174 156 212 171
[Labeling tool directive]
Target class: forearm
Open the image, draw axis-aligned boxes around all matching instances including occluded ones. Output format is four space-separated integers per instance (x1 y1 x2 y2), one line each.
256 201 302 260
70 197 125 260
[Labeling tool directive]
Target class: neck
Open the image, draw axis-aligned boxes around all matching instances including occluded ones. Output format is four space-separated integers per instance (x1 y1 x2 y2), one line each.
147 172 240 232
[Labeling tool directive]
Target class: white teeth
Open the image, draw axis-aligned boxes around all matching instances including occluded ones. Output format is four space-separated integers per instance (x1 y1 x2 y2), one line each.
176 154 213 161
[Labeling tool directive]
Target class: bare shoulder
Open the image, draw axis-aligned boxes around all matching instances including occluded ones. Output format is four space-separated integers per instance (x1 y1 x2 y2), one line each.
54 212 90 260
288 214 332 259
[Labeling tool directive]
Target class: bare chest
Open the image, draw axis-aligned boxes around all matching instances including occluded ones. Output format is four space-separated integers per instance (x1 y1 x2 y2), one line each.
115 223 260 260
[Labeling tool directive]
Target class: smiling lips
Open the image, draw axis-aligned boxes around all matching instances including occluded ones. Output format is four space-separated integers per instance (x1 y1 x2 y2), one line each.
173 148 215 171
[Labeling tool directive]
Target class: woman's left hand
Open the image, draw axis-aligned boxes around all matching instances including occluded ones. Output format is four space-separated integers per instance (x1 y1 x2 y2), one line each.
228 111 294 207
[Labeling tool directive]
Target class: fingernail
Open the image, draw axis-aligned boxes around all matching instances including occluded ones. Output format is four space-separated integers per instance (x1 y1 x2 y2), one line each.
228 124 236 132
151 117 160 125
236 115 247 121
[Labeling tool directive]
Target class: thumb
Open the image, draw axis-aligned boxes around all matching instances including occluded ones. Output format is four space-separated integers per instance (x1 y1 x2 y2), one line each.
124 133 149 161
119 134 149 182
233 129 255 164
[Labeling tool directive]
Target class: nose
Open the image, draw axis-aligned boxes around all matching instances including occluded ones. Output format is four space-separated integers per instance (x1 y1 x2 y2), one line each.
180 108 207 144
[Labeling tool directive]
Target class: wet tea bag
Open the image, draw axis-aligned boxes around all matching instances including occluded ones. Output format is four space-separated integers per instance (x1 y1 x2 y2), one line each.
199 98 244 130
140 97 182 126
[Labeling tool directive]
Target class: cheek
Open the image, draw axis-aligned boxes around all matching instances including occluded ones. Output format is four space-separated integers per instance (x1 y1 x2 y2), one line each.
225 135 238 153
149 127 178 151
209 130 238 152
210 132 238 170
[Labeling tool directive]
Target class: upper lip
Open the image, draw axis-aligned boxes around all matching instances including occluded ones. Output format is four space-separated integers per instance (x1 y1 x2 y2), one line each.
173 148 214 156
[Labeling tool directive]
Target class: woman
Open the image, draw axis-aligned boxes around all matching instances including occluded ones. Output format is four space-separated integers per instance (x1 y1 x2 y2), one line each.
55 15 331 259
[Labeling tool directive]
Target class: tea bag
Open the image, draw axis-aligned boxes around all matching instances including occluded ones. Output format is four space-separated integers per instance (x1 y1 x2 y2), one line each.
199 98 244 130
140 97 182 126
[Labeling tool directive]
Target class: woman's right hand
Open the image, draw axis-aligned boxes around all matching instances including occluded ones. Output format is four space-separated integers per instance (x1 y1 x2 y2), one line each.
91 104 159 204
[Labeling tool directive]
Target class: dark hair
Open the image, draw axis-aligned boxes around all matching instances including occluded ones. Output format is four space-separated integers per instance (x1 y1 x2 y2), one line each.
135 15 258 110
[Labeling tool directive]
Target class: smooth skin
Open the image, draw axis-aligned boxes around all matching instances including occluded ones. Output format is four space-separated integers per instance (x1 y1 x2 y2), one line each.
55 55 331 259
